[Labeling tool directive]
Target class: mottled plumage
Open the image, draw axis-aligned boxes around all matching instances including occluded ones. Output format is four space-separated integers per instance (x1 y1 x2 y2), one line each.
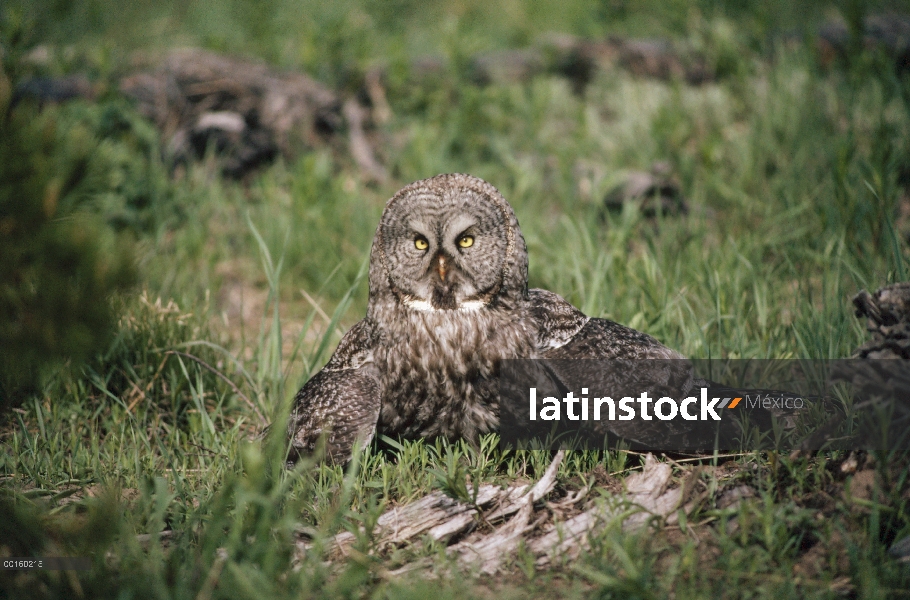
287 174 692 463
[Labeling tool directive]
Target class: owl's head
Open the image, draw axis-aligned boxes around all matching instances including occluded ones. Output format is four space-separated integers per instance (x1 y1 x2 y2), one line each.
368 174 529 313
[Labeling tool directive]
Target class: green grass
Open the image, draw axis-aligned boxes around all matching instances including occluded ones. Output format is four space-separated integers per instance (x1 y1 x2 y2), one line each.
3 0 910 597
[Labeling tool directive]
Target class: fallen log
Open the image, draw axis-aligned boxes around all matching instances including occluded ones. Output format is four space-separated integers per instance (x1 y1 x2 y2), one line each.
119 48 389 180
295 451 699 575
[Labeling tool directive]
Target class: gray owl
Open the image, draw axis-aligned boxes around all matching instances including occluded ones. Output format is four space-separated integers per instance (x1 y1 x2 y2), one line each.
287 174 807 463
286 173 716 464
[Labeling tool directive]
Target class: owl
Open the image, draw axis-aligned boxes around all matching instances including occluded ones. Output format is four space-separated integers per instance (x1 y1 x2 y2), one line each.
287 174 772 463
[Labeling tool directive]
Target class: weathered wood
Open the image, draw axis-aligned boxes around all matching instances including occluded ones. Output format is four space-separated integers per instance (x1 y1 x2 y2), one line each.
852 283 910 359
342 98 387 183
450 449 564 574
295 452 699 576
817 13 910 73
839 282 910 453
603 162 688 218
323 483 503 558
120 49 345 178
531 454 685 566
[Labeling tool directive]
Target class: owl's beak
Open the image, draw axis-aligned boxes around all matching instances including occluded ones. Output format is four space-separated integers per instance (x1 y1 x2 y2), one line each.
436 254 448 281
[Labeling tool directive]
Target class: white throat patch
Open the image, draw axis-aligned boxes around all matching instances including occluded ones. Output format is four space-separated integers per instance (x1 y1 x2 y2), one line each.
403 297 487 312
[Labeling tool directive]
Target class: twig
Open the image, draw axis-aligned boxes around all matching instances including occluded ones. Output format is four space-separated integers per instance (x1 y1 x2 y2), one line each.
607 452 754 477
122 373 146 411
342 97 387 182
666 452 756 465
344 546 395 581
187 441 224 457
364 68 392 124
195 548 228 600
127 354 170 413
165 350 267 426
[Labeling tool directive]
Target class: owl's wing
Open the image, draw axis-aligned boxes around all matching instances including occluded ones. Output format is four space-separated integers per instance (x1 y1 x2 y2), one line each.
528 288 684 360
527 290 809 452
287 319 381 465
526 289 729 451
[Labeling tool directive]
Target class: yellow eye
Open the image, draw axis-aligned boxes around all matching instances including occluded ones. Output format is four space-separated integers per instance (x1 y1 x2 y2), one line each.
414 237 429 250
458 235 474 249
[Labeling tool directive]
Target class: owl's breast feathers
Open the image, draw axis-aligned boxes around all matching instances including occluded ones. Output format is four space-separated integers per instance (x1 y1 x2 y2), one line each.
370 298 537 441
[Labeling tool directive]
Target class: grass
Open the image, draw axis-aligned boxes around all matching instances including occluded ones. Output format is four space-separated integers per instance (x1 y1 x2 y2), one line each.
2 0 910 597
